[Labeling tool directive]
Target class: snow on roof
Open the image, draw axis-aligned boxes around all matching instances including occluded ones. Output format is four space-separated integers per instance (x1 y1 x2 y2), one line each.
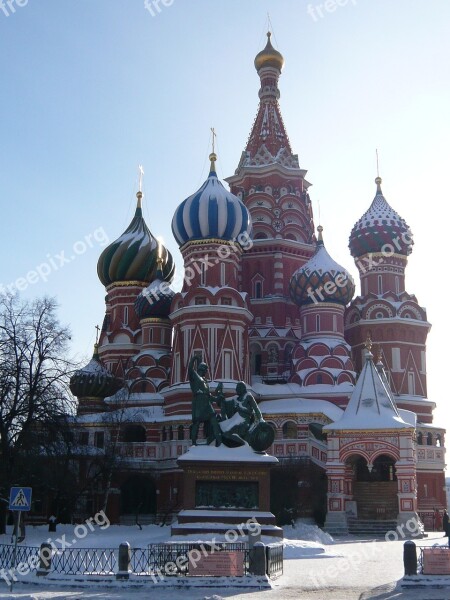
259 398 343 421
200 286 247 301
398 409 417 427
301 242 348 275
131 349 169 361
252 380 354 399
105 392 164 405
178 443 278 463
325 349 412 431
299 338 352 351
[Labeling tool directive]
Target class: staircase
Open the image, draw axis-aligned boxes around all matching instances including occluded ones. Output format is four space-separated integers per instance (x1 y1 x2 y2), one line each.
352 481 398 520
348 518 398 536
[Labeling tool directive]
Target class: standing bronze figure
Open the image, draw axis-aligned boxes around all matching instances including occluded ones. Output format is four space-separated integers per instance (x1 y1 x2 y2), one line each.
188 355 222 446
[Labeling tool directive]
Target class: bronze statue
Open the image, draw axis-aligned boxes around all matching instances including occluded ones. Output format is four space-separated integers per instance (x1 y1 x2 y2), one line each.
220 381 274 452
188 355 222 446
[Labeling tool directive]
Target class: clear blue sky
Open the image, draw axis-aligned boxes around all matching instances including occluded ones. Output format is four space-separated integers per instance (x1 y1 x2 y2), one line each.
1 1 448 437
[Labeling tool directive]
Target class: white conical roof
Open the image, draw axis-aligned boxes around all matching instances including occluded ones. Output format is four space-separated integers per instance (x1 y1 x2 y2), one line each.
325 348 411 431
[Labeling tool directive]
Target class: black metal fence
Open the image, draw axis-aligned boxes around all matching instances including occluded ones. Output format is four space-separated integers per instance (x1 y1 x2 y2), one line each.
266 543 284 578
50 547 117 575
0 544 40 570
0 541 283 578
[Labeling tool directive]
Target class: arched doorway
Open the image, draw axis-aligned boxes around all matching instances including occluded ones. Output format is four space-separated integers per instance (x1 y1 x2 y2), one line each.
120 475 157 518
346 454 398 520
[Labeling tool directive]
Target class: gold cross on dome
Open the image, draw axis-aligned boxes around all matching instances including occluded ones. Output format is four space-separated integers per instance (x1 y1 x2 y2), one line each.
138 164 144 192
211 127 217 154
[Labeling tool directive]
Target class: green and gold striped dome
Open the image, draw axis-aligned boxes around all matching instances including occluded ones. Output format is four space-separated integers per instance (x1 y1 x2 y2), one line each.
97 192 175 287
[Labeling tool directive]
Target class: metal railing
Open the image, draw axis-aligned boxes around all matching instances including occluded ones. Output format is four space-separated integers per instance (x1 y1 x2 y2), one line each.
50 547 117 575
0 544 40 569
266 543 283 578
0 542 252 577
0 541 282 578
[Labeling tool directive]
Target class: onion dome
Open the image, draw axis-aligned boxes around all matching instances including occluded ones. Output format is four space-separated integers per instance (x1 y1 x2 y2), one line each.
289 226 355 306
134 258 175 320
97 191 175 287
171 153 252 247
349 177 414 258
254 32 284 72
70 344 122 398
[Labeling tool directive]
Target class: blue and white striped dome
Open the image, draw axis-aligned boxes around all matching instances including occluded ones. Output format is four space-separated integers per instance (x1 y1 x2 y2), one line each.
172 155 252 247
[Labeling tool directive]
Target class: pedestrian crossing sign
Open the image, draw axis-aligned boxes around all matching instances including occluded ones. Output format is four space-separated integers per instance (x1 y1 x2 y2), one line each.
9 487 32 511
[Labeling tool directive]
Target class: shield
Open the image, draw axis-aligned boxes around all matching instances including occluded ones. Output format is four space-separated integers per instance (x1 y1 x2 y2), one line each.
248 421 275 452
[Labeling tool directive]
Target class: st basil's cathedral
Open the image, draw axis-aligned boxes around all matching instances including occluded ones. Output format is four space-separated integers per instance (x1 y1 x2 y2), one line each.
68 33 446 534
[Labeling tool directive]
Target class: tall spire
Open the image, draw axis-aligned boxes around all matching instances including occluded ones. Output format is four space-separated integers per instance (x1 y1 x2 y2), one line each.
209 127 217 173
239 33 298 170
137 164 144 208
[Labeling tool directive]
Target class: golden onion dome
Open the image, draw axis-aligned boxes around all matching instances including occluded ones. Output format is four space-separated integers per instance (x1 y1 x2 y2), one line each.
254 32 284 72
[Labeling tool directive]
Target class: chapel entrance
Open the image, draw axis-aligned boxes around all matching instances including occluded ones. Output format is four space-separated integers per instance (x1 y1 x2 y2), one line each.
347 454 398 520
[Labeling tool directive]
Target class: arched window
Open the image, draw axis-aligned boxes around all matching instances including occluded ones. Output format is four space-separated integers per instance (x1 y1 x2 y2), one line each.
123 425 146 443
255 281 262 298
417 432 423 445
201 263 206 286
427 432 433 446
408 372 415 395
178 425 185 441
123 306 129 326
436 433 442 447
378 275 383 295
282 421 297 439
168 426 173 441
316 315 320 331
161 427 167 442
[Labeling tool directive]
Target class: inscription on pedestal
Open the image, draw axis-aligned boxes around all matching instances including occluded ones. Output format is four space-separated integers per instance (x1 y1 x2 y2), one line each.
196 481 258 509
186 467 266 481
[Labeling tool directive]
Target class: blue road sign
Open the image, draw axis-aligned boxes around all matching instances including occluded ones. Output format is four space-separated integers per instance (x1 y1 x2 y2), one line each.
8 487 32 511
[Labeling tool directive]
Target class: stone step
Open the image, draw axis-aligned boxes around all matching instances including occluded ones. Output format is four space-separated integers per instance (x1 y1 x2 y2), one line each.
348 519 398 535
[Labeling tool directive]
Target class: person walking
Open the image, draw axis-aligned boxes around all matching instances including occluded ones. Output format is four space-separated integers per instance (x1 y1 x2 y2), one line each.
443 509 449 544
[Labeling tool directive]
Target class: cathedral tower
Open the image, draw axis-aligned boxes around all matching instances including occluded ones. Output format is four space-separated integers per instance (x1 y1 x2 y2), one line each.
226 33 316 383
345 178 431 420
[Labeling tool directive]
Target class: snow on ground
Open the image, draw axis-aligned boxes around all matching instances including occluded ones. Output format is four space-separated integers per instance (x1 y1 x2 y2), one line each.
1 524 450 599
281 519 335 558
0 519 333 558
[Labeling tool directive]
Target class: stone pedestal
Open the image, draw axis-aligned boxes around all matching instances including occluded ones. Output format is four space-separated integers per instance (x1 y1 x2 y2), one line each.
172 444 282 538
